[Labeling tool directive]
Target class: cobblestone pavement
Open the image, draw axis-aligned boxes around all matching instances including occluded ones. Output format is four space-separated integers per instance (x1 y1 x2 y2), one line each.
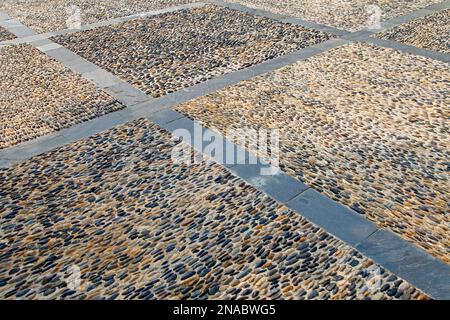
0 44 124 150
378 9 449 54
225 0 442 31
176 42 450 263
0 119 428 300
52 5 332 98
0 0 196 33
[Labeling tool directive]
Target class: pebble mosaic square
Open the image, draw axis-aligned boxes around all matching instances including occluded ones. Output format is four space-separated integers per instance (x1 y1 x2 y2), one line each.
0 0 195 33
0 118 427 300
52 5 333 99
226 0 443 31
377 9 450 54
0 44 124 149
176 42 450 263
0 26 16 41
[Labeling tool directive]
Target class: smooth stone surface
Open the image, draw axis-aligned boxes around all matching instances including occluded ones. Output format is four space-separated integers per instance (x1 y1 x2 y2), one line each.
357 230 450 300
105 82 150 107
286 189 378 246
229 164 309 203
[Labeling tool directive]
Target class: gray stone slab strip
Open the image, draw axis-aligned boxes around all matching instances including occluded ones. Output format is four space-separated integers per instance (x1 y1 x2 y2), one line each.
336 0 449 37
365 37 450 64
206 0 350 36
42 45 153 106
206 0 450 64
343 8 437 40
60 56 99 75
144 108 185 127
0 18 37 38
0 12 10 21
154 115 252 168
342 30 378 41
0 133 69 168
28 38 55 47
0 19 23 28
35 42 62 52
0 113 132 167
149 112 310 202
229 163 309 203
286 189 378 247
82 68 124 89
156 113 252 165
104 82 150 107
350 2 448 35
380 8 435 31
45 46 83 63
60 112 127 145
426 0 450 11
0 32 57 46
357 230 450 300
160 38 347 103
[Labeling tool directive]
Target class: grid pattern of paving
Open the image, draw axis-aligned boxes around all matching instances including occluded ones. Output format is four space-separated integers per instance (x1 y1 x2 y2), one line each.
0 26 16 41
226 0 442 31
0 119 428 300
0 0 195 33
0 0 449 301
378 9 450 54
176 42 450 263
0 44 124 149
51 5 333 98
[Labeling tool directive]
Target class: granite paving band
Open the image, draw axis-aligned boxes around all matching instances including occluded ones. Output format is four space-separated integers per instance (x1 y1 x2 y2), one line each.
377 9 449 55
364 37 450 64
0 43 125 149
356 229 450 300
427 0 450 10
224 0 443 31
0 118 429 300
0 0 199 33
175 42 450 264
0 15 37 38
51 4 333 99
